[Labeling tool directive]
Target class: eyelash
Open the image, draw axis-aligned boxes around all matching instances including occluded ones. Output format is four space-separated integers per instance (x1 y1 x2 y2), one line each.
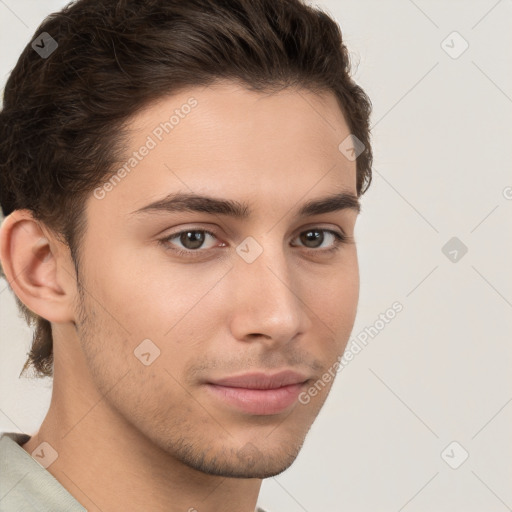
158 227 348 259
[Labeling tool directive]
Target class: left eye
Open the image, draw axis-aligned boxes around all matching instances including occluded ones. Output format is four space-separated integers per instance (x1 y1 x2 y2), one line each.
159 228 346 256
294 228 345 249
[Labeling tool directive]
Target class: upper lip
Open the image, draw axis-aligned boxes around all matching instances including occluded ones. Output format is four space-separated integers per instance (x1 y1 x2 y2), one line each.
208 370 310 390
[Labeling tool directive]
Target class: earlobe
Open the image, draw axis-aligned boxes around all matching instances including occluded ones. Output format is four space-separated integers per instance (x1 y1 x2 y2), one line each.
0 209 77 324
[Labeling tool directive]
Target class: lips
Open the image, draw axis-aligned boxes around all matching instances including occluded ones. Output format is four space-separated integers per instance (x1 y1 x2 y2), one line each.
208 370 309 389
205 370 310 415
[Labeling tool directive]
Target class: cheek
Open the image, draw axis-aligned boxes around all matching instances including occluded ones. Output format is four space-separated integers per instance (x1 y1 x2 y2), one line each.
308 253 359 328
87 243 232 377
89 237 212 327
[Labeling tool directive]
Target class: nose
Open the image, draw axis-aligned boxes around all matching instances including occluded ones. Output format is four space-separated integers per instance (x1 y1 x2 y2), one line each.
228 240 312 346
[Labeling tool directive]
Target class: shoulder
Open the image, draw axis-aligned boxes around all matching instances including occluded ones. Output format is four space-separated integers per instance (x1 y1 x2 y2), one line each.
0 431 86 511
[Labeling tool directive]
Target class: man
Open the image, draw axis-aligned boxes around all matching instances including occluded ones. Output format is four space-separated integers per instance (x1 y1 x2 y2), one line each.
0 0 372 510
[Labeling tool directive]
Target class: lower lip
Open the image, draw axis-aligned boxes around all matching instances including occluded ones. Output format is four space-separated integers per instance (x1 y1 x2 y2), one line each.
205 382 306 415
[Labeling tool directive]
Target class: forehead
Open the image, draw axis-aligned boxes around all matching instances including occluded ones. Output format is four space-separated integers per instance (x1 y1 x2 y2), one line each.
87 81 357 222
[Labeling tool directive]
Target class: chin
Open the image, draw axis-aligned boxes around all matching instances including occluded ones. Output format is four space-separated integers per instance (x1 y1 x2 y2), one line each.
172 432 306 479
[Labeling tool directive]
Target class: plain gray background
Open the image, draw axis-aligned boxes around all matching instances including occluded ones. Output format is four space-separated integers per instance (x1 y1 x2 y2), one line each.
1 1 511 511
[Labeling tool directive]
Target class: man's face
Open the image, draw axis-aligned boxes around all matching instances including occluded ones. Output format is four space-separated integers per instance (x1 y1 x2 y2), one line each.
72 81 359 478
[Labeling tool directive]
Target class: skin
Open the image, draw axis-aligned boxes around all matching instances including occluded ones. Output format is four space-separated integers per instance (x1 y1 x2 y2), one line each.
0 80 360 512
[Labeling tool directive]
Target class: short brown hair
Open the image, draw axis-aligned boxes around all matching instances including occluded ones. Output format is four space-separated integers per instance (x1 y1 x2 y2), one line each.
0 0 373 379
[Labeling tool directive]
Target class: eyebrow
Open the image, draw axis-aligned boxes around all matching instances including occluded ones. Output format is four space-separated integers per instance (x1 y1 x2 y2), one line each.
129 191 360 218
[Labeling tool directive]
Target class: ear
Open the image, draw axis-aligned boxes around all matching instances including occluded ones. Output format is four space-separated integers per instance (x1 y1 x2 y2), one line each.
0 209 77 324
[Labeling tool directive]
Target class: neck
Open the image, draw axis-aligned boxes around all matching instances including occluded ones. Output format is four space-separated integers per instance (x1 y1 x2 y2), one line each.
22 347 262 512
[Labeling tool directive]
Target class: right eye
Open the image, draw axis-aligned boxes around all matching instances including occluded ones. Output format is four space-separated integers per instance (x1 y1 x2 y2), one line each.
158 228 224 258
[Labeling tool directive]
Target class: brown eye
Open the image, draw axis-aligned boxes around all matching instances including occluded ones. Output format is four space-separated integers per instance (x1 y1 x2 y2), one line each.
177 230 208 250
159 229 220 256
294 229 346 251
299 229 324 248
